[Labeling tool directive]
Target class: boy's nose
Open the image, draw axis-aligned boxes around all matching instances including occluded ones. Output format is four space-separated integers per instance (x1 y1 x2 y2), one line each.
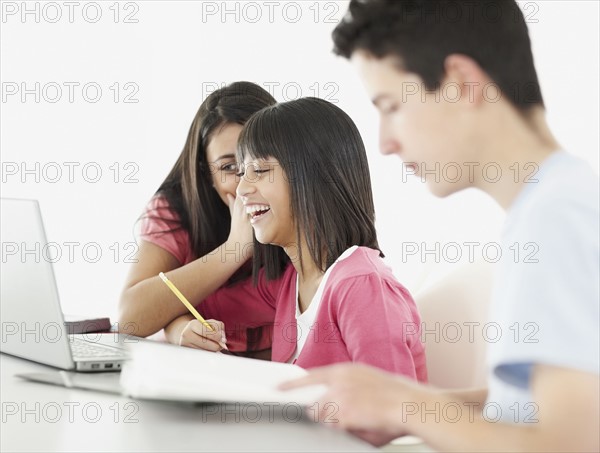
379 122 402 156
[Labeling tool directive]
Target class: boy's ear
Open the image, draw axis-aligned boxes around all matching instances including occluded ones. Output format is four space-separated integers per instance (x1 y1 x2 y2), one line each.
443 54 492 107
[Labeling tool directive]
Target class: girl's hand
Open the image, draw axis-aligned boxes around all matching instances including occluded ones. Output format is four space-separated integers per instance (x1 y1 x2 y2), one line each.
179 319 228 352
226 193 253 260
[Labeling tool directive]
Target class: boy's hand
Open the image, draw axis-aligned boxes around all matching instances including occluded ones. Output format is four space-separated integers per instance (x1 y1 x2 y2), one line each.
280 363 412 440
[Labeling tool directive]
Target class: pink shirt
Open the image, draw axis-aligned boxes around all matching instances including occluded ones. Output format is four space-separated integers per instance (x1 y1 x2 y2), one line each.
139 196 274 352
140 196 195 265
200 247 427 381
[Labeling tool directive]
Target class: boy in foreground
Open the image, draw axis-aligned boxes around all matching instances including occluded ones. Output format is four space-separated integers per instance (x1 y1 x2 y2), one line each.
282 1 599 451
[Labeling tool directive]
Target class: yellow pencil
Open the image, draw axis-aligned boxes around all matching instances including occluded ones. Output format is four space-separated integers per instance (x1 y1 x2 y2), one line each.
159 272 214 330
158 272 224 332
159 272 228 350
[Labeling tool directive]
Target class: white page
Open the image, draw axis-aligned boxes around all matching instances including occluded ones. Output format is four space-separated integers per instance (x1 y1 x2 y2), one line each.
120 341 326 405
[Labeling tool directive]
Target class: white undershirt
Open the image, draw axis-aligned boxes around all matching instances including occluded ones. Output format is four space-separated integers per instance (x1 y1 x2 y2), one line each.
288 245 358 363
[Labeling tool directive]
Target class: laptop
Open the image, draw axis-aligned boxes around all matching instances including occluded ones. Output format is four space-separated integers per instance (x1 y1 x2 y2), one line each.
1 198 129 372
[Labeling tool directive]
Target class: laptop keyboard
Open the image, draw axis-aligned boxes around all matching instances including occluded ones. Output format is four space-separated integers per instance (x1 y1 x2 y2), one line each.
70 337 126 359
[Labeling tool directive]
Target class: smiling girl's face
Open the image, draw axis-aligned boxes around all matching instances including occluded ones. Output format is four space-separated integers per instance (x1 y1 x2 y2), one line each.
236 156 295 247
205 122 244 206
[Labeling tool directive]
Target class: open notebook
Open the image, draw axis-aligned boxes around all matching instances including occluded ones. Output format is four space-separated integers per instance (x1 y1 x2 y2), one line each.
120 341 327 405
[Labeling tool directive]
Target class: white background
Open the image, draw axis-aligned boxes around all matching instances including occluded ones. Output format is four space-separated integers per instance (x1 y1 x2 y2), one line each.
1 1 598 319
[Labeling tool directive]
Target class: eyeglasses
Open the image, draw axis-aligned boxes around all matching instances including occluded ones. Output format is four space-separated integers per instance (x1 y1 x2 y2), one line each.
201 160 239 176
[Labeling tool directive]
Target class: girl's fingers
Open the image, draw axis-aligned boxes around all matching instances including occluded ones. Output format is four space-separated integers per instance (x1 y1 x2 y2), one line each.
184 336 223 352
226 193 236 215
187 319 228 350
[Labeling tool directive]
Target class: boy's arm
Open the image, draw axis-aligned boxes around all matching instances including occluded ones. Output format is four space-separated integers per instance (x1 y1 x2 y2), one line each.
282 363 599 452
404 364 599 452
439 388 488 407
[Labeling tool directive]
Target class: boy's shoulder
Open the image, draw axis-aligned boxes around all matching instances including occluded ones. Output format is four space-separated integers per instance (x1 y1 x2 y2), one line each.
525 152 597 205
508 152 598 231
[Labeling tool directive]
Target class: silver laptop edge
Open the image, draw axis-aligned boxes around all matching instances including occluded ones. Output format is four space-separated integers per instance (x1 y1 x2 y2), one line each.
1 198 127 372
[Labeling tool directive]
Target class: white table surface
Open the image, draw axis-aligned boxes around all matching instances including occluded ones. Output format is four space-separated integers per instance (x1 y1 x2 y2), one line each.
1 352 380 452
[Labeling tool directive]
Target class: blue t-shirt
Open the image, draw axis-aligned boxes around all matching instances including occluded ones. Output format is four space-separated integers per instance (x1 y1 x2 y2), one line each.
485 151 599 423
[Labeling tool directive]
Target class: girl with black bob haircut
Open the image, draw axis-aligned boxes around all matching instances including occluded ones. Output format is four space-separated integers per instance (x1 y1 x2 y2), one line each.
195 97 427 377
242 97 382 282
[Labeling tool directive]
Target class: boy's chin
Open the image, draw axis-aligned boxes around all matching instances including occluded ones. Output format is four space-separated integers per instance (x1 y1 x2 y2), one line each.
427 179 466 198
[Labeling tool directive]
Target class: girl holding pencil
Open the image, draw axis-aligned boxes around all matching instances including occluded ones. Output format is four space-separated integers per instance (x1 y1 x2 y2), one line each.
173 97 427 380
118 82 282 355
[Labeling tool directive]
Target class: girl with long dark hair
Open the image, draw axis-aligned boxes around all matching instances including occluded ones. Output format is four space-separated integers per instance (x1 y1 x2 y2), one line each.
118 82 279 354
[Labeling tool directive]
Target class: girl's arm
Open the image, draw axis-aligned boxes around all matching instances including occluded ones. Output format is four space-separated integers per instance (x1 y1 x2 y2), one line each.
117 239 249 337
163 265 281 356
335 273 425 378
118 195 252 337
163 313 194 344
164 312 273 360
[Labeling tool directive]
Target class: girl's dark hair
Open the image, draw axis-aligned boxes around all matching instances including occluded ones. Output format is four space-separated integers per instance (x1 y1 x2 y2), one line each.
238 97 383 282
332 0 544 113
151 82 276 267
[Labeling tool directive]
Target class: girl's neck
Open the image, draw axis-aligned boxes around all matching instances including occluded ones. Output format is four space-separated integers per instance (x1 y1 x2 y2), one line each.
284 240 325 314
283 239 324 283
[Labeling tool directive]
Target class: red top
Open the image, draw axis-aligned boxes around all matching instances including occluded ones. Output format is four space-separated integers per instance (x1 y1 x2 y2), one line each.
139 196 273 352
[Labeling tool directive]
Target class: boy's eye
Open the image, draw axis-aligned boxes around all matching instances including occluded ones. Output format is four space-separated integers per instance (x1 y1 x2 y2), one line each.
382 104 399 115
